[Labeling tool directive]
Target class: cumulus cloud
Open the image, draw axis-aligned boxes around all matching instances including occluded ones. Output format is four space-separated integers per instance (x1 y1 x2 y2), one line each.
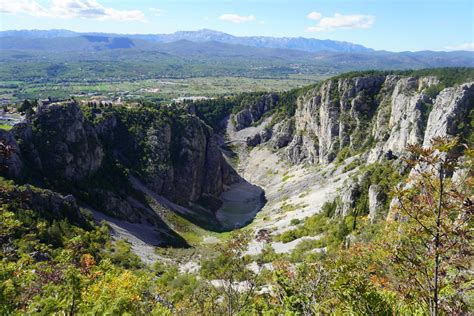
219 14 256 24
445 42 474 51
307 11 322 20
307 13 374 32
0 0 145 21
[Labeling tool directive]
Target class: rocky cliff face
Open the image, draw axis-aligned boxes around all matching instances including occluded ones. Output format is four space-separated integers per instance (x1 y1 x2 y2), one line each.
228 73 473 225
0 101 239 232
0 129 23 178
235 75 473 166
233 94 279 130
12 102 104 182
423 82 474 146
142 116 235 209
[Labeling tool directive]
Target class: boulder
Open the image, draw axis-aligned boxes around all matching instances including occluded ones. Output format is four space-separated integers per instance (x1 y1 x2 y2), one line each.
246 133 261 147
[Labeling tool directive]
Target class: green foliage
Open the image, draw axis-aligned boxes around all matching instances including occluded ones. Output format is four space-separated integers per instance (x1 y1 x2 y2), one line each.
321 199 338 217
342 158 361 172
332 67 474 87
290 218 300 226
275 212 331 244
191 97 236 130
351 161 406 223
385 137 474 314
156 267 200 304
322 245 397 314
424 84 444 99
336 146 351 163
200 233 253 282
0 178 170 314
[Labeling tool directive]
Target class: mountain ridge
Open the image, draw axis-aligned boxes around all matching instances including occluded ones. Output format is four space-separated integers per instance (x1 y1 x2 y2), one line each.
0 28 373 53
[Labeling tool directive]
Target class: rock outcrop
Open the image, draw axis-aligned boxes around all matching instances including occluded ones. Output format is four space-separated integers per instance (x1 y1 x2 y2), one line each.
12 102 104 182
171 117 235 208
368 184 386 223
234 75 473 166
0 129 23 178
1 101 246 237
423 82 474 146
234 94 278 130
270 119 294 149
96 113 237 211
288 76 386 164
0 182 83 224
336 181 360 217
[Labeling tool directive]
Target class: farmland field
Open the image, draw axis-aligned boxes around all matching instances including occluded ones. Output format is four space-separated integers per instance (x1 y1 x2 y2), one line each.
0 74 324 104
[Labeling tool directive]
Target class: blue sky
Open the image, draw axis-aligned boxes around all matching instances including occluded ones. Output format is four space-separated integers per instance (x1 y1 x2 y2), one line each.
0 0 473 51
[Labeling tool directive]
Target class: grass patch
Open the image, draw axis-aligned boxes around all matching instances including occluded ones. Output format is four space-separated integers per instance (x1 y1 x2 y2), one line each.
298 189 311 199
0 124 12 130
280 201 308 214
343 159 361 173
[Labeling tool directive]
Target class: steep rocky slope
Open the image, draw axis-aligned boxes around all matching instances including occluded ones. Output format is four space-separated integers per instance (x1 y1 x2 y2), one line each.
235 75 473 166
224 70 473 253
0 101 264 247
1 69 472 252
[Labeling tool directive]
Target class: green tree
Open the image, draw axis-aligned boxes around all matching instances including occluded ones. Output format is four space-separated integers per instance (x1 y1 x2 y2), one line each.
18 100 32 114
387 137 473 315
200 232 263 315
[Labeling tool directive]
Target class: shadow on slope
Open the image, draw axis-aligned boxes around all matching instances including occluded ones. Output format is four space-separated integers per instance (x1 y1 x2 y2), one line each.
131 176 266 233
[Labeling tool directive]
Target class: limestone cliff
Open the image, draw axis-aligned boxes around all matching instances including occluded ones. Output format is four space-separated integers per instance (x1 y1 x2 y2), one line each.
423 82 474 146
0 101 241 238
233 94 278 130
232 75 473 166
13 102 104 182
227 71 473 224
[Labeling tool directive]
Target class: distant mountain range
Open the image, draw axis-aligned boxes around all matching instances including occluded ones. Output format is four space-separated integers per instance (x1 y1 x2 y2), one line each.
2 28 474 55
0 29 473 83
0 29 374 53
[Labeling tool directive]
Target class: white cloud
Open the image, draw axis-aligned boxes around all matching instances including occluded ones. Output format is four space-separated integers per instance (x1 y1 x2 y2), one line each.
149 7 163 17
445 42 474 51
307 13 374 32
0 0 48 16
307 11 322 20
0 0 145 21
219 14 256 24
